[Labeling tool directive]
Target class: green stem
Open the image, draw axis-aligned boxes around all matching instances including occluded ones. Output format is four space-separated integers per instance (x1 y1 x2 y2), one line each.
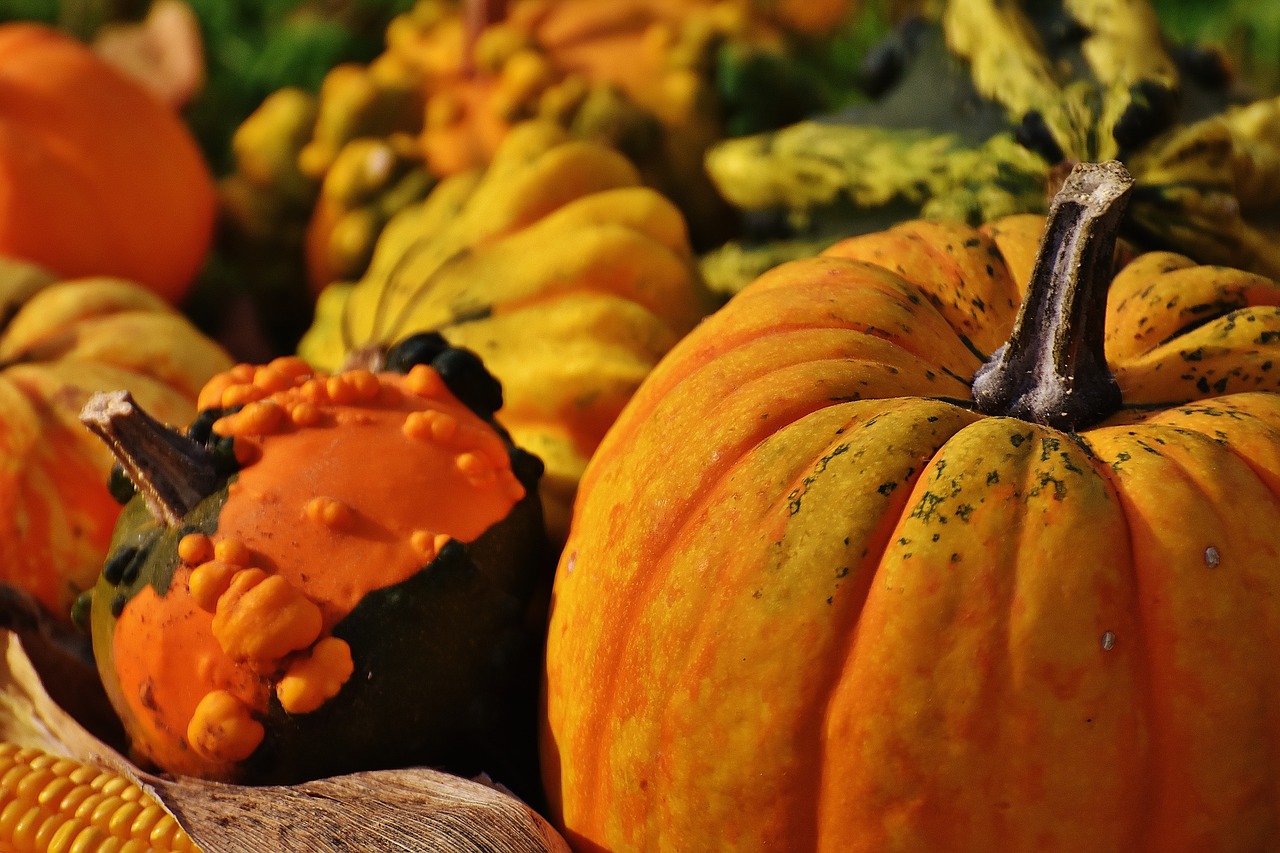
80 390 219 526
971 160 1134 431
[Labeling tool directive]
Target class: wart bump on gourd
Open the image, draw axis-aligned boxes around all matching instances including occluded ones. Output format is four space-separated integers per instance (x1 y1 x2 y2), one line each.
78 348 552 801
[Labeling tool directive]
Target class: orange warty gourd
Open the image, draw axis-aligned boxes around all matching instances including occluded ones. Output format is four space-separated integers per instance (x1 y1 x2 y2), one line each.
542 162 1280 851
81 339 550 796
0 22 216 302
0 257 230 618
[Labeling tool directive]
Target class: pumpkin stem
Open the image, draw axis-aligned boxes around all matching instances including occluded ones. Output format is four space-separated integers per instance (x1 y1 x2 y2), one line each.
80 390 219 526
970 160 1134 431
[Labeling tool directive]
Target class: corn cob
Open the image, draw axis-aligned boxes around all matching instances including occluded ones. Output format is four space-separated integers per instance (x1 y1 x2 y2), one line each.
0 742 198 853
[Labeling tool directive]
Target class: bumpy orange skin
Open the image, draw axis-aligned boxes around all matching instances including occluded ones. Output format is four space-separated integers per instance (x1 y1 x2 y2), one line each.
0 23 216 301
542 214 1280 852
101 360 531 780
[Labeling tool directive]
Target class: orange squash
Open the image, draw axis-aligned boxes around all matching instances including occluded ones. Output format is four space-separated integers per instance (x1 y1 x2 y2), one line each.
0 257 231 618
81 341 550 796
0 23 216 302
542 162 1280 850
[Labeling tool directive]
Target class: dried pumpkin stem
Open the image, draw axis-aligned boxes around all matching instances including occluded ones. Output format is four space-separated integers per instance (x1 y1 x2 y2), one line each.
971 160 1134 431
80 390 220 526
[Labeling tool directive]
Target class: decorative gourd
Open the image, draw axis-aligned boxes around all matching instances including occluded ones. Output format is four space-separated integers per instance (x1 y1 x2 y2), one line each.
298 120 715 541
221 0 865 310
701 0 1280 294
0 23 216 302
79 340 551 800
542 161 1280 850
0 257 230 619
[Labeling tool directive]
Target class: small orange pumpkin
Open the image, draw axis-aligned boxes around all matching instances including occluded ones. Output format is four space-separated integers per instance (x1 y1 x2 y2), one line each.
0 23 216 302
81 340 550 796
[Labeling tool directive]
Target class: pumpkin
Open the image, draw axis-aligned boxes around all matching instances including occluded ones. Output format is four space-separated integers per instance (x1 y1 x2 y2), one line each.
541 161 1280 851
298 120 714 541
0 256 230 619
78 339 551 800
0 22 217 302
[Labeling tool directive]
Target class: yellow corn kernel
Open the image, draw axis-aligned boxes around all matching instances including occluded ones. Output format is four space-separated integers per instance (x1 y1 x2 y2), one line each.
276 637 355 714
187 690 265 764
212 570 324 663
0 742 199 851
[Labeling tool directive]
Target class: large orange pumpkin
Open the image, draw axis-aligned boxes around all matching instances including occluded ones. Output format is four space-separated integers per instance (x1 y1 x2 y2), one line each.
542 161 1280 851
0 23 216 302
0 257 231 618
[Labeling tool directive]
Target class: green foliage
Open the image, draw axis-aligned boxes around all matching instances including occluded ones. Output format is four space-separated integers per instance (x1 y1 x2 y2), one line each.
1151 0 1279 94
715 0 894 138
183 0 414 175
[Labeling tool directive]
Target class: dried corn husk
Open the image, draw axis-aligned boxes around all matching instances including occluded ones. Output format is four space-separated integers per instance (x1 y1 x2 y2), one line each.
0 622 569 852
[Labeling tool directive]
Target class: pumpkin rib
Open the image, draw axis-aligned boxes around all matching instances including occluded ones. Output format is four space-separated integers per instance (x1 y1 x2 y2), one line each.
1148 394 1280 495
803 403 979 847
1105 259 1280 360
1081 420 1280 844
1114 306 1280 405
824 223 1024 357
553 390 878 836
819 414 1150 848
746 257 991 371
601 269 982 447
576 397 959 847
1074 425 1160 848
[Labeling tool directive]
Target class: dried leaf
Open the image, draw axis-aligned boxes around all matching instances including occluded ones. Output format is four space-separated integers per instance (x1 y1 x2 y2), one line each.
0 625 570 851
0 583 127 749
145 767 572 853
0 626 131 770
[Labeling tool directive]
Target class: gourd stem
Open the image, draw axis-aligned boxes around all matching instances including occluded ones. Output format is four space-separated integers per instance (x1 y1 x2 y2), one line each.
80 390 219 526
970 160 1134 431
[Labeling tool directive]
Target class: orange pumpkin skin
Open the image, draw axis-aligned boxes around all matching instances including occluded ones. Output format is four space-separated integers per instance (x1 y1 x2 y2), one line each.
0 259 231 617
0 23 216 302
542 208 1280 851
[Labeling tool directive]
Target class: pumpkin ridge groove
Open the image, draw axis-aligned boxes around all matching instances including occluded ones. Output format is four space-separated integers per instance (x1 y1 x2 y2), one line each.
561 391 853 836
1065 428 1154 846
